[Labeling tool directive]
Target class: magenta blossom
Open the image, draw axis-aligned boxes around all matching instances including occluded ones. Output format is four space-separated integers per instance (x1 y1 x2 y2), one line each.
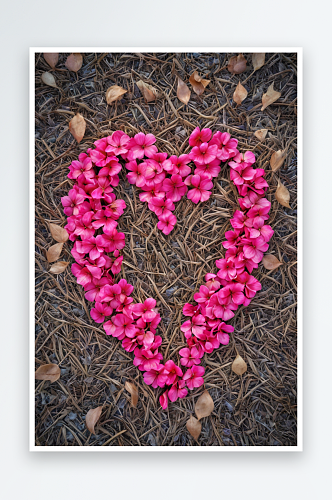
157 212 177 235
189 127 212 147
129 132 157 160
189 142 218 165
179 346 203 367
162 174 187 202
186 174 213 204
182 365 205 390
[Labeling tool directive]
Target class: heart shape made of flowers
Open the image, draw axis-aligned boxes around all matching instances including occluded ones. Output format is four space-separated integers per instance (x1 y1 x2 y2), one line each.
62 127 273 409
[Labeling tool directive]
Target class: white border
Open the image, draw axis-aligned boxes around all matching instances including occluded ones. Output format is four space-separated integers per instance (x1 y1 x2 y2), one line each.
30 47 303 452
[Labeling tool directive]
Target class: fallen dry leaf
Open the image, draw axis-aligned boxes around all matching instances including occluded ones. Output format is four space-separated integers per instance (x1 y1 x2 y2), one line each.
195 390 214 420
35 363 61 383
46 242 64 263
186 415 201 441
136 80 158 102
177 76 191 105
44 53 59 69
270 149 287 172
65 53 83 72
189 71 210 96
125 381 139 407
275 180 291 208
41 72 57 88
49 223 68 243
69 113 86 143
49 261 69 274
262 254 283 270
106 85 127 104
254 129 268 141
85 407 103 435
228 54 247 74
261 83 281 111
232 354 247 376
252 53 265 72
233 82 247 105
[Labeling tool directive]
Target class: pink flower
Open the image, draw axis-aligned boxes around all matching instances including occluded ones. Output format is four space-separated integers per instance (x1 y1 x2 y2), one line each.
105 131 130 156
169 154 191 177
157 212 177 235
189 127 212 147
179 346 203 367
84 277 110 302
182 365 205 390
73 212 95 240
143 365 168 388
151 152 173 172
242 236 269 263
183 303 201 317
164 360 183 385
76 237 104 260
216 258 238 281
194 285 212 304
162 174 187 202
186 174 213 204
90 138 116 167
68 153 94 182
168 379 188 402
180 314 206 339
96 229 125 252
132 298 157 322
126 160 147 187
215 322 233 345
133 347 163 371
218 283 245 306
91 176 114 200
72 263 102 287
149 197 175 217
143 159 166 186
90 302 113 323
129 133 157 160
210 132 238 161
61 189 85 216
104 196 126 220
159 391 169 410
189 142 218 165
194 159 221 179
104 313 136 338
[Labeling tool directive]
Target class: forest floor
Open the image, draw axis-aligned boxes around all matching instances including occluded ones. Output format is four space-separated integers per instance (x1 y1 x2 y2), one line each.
35 51 298 447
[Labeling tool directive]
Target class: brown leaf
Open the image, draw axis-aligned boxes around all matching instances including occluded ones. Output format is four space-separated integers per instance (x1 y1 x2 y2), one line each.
261 83 281 111
41 72 57 88
262 254 283 270
233 82 247 105
136 80 158 102
252 53 265 72
65 53 83 72
177 76 191 105
69 113 86 143
49 261 69 274
43 53 59 69
275 180 291 208
85 407 103 435
125 381 139 407
254 129 268 141
195 390 214 420
189 71 210 96
232 354 247 376
270 149 286 172
49 223 68 243
106 85 127 104
228 54 247 74
35 363 60 383
46 242 63 263
186 415 201 441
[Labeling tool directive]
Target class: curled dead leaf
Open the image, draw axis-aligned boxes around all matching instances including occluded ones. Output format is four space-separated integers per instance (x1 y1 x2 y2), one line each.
35 363 61 383
270 150 286 172
254 129 268 141
49 261 69 274
262 254 283 270
65 53 83 72
233 81 247 105
189 71 210 96
195 390 214 420
275 180 291 208
106 85 127 104
177 76 191 105
252 53 265 72
125 381 139 407
44 53 59 69
49 223 68 243
85 407 103 435
41 72 57 88
186 415 201 441
69 113 86 143
232 354 247 376
261 83 281 111
228 54 247 74
46 242 63 263
136 80 158 102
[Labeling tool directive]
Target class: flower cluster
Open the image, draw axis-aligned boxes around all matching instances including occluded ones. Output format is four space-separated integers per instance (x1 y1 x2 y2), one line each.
62 127 272 410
